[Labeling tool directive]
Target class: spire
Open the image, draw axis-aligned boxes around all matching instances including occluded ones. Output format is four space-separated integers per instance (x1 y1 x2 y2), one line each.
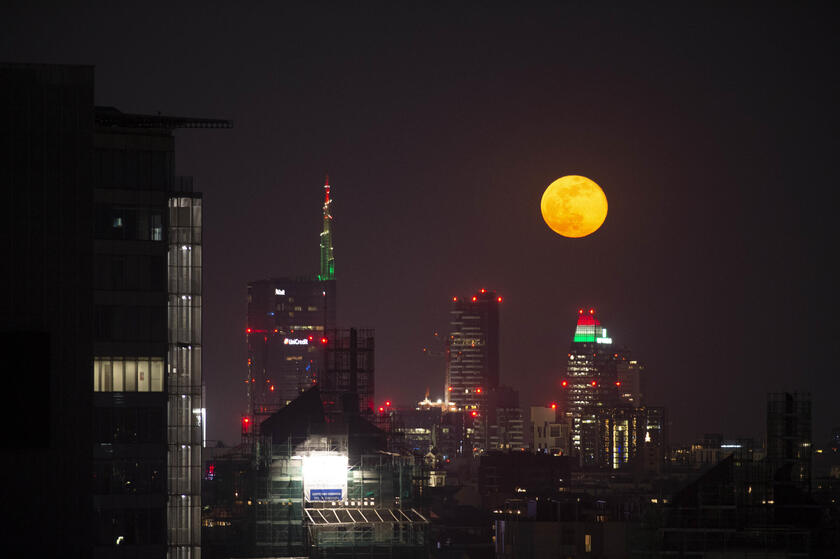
318 174 335 281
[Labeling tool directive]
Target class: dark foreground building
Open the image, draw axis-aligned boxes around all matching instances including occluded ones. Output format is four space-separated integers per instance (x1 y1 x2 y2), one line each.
0 63 229 558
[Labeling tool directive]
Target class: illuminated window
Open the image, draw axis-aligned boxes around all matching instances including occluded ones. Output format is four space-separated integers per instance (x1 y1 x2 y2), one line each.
94 357 164 392
585 533 592 553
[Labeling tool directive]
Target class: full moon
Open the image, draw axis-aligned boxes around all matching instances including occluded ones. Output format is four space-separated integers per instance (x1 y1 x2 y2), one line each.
540 175 608 238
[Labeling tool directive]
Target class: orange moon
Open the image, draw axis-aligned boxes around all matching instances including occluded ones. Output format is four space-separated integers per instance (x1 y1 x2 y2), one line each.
540 175 608 238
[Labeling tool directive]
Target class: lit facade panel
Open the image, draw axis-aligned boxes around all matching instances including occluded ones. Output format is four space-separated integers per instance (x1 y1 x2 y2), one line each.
167 192 203 558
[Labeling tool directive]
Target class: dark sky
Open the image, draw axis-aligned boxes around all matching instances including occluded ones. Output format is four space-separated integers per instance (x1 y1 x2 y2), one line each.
3 2 836 445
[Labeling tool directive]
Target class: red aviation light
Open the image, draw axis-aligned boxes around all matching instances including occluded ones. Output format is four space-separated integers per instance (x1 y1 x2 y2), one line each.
475 388 482 394
385 400 392 407
578 308 584 315
471 411 478 417
447 386 453 392
590 380 598 387
561 380 568 388
471 296 477 302
551 403 557 410
246 328 252 334
452 296 458 302
480 288 486 294
589 308 595 315
320 337 328 345
308 335 314 341
379 407 385 413
270 385 275 391
497 296 503 303
615 381 621 387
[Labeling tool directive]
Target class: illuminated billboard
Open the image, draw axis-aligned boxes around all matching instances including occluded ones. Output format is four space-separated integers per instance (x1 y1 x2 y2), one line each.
302 453 348 502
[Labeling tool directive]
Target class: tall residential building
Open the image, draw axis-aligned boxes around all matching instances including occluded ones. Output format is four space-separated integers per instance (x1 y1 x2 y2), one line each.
559 308 621 465
445 289 501 411
246 177 337 427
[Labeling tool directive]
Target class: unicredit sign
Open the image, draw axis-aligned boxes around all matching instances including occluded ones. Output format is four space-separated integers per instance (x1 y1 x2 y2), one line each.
283 338 309 345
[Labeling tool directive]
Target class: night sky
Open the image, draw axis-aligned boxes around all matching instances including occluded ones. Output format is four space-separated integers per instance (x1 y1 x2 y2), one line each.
3 2 836 446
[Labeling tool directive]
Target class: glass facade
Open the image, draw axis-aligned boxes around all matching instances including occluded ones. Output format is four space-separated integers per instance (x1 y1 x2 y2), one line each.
167 194 203 559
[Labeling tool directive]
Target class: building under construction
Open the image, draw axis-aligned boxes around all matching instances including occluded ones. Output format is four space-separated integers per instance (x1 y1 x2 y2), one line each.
203 386 429 558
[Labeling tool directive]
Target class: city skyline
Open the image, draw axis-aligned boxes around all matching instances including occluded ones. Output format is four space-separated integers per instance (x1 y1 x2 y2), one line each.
2 2 835 449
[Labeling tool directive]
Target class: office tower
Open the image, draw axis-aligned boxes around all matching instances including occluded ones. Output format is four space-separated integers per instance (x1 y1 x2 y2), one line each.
559 308 621 464
1 63 95 557
767 392 812 494
246 177 337 427
321 327 375 420
93 108 228 558
445 289 501 411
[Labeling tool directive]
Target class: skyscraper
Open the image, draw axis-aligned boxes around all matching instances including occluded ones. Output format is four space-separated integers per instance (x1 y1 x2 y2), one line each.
445 289 501 411
246 177 337 428
559 308 621 464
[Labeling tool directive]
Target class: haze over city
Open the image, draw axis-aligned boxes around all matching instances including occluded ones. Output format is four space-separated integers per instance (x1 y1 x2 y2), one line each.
2 3 837 558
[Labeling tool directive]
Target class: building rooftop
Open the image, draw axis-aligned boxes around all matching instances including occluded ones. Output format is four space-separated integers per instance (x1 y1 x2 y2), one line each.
95 106 233 129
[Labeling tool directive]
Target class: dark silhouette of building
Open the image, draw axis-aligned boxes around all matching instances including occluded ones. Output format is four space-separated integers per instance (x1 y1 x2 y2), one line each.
321 327 375 420
767 391 812 495
1 63 229 558
1 62 95 558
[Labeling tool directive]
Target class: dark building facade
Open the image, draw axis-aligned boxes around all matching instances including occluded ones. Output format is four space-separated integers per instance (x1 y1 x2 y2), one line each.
445 289 501 412
1 63 228 558
1 62 95 557
322 327 375 420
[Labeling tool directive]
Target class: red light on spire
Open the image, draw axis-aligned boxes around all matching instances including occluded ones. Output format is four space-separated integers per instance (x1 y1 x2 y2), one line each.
561 380 568 388
550 403 557 410
308 335 314 341
385 400 391 407
590 380 598 387
471 296 477 302
379 406 385 413
320 337 328 344
453 296 458 302
615 381 621 387
246 328 252 334
497 296 503 303
476 387 482 394
471 411 478 417
480 288 486 294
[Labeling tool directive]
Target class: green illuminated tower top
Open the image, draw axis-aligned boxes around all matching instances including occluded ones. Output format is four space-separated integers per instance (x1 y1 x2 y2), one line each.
318 174 335 281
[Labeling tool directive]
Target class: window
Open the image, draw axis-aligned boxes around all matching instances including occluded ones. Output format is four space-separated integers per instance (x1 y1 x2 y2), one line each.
585 533 592 553
94 357 165 392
